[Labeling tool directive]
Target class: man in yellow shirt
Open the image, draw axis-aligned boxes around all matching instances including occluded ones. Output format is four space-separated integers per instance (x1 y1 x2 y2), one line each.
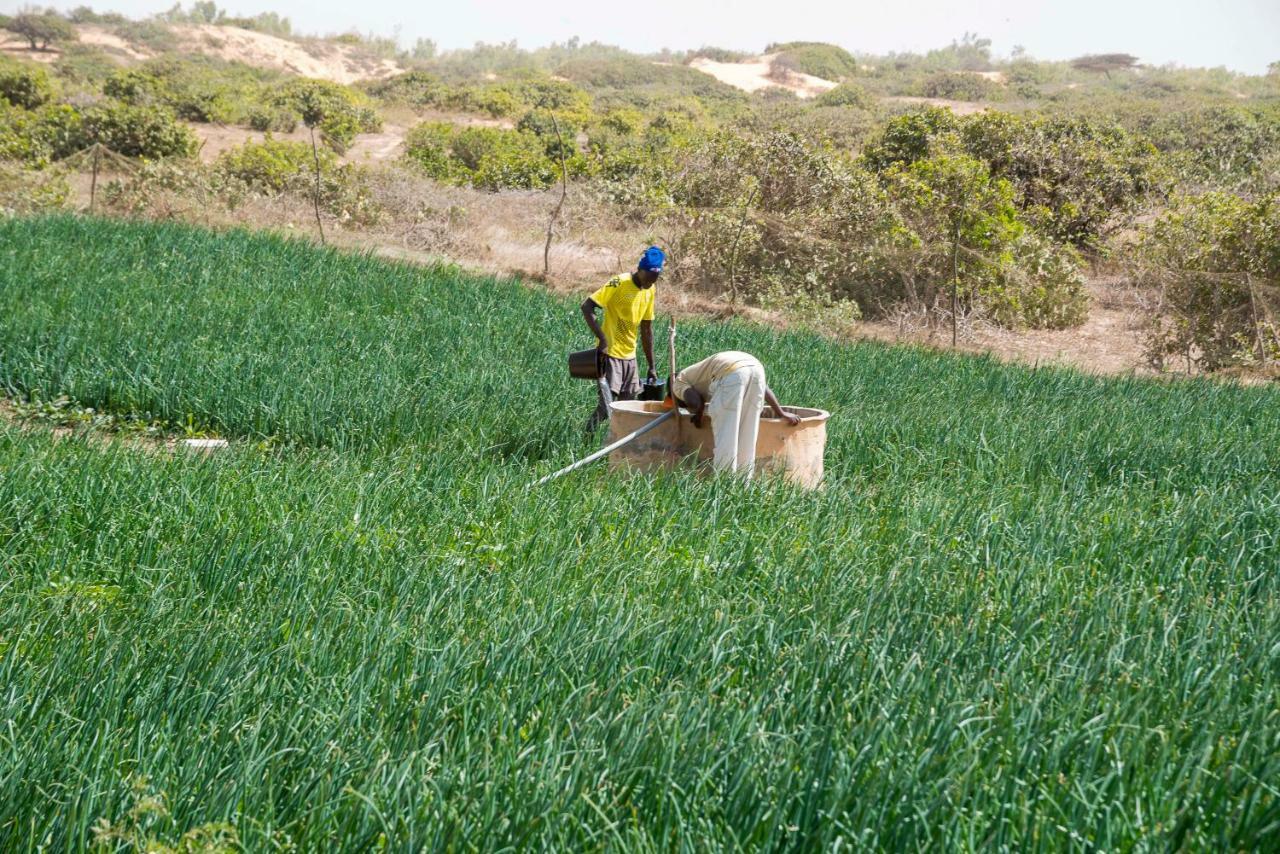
581 246 662 432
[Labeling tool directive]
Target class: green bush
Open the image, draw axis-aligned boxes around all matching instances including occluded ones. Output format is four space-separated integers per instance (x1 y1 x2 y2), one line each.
111 20 179 53
404 121 559 190
556 58 746 113
861 107 959 172
30 103 85 160
80 103 198 159
1135 104 1280 193
814 82 873 109
0 60 53 109
365 71 449 107
918 71 996 102
402 122 457 181
677 131 912 308
0 161 68 213
102 57 289 126
215 136 334 193
246 106 299 134
0 104 49 166
51 44 120 87
469 87 523 118
960 113 1161 245
767 42 860 81
0 102 86 165
1138 191 1280 370
686 47 751 64
515 109 578 159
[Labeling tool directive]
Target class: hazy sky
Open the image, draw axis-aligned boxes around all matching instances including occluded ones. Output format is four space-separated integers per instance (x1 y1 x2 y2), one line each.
17 0 1280 74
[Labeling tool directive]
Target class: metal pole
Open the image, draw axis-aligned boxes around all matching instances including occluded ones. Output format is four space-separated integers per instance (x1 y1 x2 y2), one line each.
533 409 676 486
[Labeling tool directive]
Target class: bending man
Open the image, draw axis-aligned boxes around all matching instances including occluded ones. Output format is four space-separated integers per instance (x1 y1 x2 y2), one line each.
673 351 800 479
581 246 663 433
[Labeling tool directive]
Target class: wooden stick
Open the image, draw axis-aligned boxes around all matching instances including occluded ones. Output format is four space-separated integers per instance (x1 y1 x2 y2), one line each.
668 317 679 441
543 110 569 278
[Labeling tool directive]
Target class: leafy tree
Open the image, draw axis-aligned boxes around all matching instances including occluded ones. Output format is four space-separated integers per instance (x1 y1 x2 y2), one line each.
5 12 77 52
1070 53 1139 78
410 38 437 62
886 152 1084 330
864 108 1161 246
678 130 910 310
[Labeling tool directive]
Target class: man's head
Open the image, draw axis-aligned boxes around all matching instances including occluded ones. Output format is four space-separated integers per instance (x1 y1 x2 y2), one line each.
634 245 665 288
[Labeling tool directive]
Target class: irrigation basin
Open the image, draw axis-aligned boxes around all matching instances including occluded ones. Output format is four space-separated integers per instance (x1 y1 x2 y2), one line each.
607 401 830 488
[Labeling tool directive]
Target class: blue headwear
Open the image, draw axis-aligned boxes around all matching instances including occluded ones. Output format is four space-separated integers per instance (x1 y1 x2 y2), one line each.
638 246 665 273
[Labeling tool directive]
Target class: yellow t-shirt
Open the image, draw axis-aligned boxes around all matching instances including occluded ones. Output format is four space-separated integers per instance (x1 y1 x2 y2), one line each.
673 351 762 400
590 273 655 360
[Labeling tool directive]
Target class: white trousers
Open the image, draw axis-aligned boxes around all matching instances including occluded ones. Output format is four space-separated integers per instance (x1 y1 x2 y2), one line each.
707 364 766 478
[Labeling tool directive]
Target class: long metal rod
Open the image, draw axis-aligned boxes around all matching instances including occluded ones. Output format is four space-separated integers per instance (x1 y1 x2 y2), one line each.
534 409 676 486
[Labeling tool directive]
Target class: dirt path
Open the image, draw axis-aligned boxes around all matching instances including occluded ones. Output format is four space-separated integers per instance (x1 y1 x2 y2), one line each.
191 112 517 165
847 278 1151 375
191 123 411 164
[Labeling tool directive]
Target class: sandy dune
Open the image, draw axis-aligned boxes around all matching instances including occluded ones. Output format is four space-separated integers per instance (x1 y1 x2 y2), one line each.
170 25 402 83
687 53 838 99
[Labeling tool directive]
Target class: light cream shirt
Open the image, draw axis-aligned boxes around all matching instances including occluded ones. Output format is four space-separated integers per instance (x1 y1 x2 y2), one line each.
673 351 762 400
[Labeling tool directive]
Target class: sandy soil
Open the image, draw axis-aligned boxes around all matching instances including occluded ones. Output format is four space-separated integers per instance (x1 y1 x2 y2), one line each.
1 23 403 84
77 25 152 60
846 278 1152 376
687 54 838 99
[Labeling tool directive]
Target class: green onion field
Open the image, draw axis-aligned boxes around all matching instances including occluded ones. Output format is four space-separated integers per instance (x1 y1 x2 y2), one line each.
1 216 1278 850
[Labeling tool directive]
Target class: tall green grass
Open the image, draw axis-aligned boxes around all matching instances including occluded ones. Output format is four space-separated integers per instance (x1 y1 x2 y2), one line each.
1 216 1278 850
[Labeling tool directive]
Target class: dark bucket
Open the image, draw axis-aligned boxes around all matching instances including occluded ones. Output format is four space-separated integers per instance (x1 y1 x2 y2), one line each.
638 378 667 401
569 349 601 380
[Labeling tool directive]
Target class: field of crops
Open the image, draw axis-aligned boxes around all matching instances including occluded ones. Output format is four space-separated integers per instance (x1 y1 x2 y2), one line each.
1 216 1278 850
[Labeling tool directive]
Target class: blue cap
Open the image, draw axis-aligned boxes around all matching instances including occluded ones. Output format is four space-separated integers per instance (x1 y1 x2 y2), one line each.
638 245 665 273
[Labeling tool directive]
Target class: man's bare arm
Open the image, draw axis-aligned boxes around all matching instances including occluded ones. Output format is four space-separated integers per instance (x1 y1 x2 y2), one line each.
681 386 707 428
640 320 655 377
765 387 800 426
581 298 607 352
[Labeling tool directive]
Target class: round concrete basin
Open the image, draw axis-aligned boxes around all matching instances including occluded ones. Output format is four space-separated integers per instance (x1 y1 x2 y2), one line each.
607 400 830 488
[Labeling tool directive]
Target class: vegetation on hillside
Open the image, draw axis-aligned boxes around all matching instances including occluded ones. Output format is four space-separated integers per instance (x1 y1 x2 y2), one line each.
0 5 1276 366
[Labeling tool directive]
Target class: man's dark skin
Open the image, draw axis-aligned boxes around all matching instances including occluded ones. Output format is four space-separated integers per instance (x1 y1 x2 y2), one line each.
580 267 659 384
